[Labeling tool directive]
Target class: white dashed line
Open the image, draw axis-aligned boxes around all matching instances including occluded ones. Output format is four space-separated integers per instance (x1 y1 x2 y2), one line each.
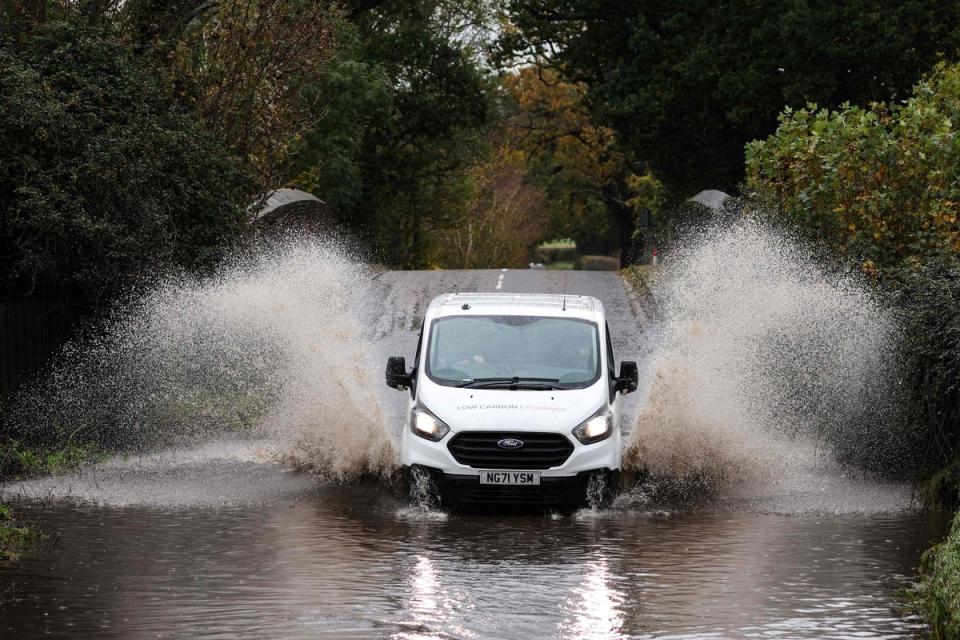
496 272 504 290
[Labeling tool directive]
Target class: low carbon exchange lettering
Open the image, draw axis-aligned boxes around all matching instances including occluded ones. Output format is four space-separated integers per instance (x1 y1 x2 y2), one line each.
456 404 567 412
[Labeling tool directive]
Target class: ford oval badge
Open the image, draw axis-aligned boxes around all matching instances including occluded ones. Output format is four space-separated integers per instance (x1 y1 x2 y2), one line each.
497 438 524 450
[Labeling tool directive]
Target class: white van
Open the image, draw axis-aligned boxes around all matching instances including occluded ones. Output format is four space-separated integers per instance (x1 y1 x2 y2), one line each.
385 292 638 509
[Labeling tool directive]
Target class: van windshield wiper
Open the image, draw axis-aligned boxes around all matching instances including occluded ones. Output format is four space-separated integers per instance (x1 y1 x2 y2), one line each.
456 376 562 389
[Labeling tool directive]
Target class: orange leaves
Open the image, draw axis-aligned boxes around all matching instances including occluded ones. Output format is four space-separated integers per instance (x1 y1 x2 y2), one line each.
503 66 624 187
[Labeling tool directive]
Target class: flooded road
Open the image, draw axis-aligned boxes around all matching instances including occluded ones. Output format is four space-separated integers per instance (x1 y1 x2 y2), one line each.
0 477 946 639
0 266 949 638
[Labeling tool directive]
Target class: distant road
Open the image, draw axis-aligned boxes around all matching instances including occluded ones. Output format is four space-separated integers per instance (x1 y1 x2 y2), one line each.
365 268 653 437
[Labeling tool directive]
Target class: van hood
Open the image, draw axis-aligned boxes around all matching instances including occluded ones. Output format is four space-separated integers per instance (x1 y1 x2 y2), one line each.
416 379 607 431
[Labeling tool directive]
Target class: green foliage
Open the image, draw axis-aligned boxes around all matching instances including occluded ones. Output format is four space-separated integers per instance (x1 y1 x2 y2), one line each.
576 255 619 271
428 146 548 269
885 260 960 479
747 62 960 272
502 0 960 193
1 439 103 479
920 513 960 639
625 171 665 260
540 193 614 256
922 460 960 512
291 23 392 212
625 173 664 225
0 502 40 562
291 1 492 267
0 20 254 301
536 239 577 264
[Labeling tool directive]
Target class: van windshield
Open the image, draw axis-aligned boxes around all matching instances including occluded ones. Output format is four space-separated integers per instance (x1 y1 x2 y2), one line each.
425 315 600 389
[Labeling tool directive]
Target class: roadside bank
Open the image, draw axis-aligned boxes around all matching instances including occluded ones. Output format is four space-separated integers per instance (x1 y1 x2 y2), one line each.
920 514 960 639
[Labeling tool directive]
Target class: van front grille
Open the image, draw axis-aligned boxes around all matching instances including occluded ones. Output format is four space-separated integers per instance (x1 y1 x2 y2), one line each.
447 432 574 469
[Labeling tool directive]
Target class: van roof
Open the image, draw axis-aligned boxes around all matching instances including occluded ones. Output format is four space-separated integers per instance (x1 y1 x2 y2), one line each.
428 292 604 323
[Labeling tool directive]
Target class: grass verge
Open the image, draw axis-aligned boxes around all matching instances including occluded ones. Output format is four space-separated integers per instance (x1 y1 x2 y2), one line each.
0 503 41 562
1 439 104 481
918 513 960 639
0 439 102 562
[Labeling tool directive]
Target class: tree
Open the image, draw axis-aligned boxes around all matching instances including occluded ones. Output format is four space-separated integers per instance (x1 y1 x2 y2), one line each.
0 20 254 302
503 65 659 258
173 0 343 196
289 0 493 267
1 0 117 34
430 146 547 268
288 22 392 213
501 0 960 195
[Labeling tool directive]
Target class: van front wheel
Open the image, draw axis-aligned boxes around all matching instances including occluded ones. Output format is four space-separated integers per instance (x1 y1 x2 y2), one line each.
406 465 442 509
585 470 620 509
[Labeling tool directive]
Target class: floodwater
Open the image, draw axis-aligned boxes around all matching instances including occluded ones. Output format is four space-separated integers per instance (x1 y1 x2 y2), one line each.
0 468 947 639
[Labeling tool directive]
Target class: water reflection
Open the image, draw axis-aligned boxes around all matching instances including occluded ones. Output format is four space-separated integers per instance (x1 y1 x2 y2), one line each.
560 558 626 640
411 556 440 614
0 480 947 639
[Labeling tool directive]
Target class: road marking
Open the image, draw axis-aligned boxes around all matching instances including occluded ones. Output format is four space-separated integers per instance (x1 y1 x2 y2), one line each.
496 273 504 290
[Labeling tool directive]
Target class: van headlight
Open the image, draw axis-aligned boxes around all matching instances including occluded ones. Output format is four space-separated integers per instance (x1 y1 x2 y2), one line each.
411 406 450 442
572 410 613 445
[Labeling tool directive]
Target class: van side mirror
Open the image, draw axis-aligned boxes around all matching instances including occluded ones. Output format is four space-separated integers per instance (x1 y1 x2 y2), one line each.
616 361 639 394
386 356 413 390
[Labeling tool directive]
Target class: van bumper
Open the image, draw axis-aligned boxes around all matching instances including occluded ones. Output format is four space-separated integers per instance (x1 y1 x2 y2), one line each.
405 464 619 511
401 425 623 478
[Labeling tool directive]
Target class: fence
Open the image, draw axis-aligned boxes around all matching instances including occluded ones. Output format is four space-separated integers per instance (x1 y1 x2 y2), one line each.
0 298 79 400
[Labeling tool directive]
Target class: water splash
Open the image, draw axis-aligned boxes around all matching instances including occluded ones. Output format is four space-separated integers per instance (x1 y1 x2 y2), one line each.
390 466 449 520
624 220 902 496
9 236 398 481
1 441 318 507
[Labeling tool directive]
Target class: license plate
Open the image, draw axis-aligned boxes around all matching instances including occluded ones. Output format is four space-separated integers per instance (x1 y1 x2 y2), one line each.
479 471 541 485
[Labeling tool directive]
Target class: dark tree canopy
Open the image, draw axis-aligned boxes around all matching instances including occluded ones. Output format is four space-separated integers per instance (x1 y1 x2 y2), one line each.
290 0 493 267
502 0 960 194
0 21 253 302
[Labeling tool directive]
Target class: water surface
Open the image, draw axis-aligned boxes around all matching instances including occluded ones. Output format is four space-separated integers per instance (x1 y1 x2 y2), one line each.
0 467 946 639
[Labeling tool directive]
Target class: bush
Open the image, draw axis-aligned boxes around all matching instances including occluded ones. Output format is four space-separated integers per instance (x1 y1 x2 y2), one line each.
920 513 960 639
0 502 41 562
746 62 960 273
0 20 254 302
0 440 103 480
886 260 960 480
537 240 578 264
577 255 620 271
